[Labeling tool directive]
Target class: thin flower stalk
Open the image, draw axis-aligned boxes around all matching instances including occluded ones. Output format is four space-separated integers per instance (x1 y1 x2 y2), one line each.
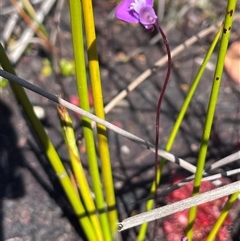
137 26 224 240
187 0 237 239
57 104 104 240
153 21 171 202
68 1 111 240
81 0 117 238
115 0 171 239
115 0 172 204
0 43 96 240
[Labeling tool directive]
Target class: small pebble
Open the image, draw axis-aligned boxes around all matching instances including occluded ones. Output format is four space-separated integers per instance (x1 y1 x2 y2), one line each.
121 145 130 155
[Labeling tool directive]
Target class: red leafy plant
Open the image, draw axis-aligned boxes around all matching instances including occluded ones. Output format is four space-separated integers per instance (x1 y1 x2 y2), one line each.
163 178 235 241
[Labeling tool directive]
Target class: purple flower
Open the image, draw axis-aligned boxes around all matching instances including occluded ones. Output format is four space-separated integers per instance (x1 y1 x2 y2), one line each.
115 0 158 30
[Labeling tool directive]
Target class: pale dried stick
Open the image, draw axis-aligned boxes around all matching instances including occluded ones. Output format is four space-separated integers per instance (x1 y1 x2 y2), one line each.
207 151 240 171
153 168 240 202
10 0 53 53
118 180 240 231
0 69 196 174
2 3 21 45
144 151 240 202
8 0 56 64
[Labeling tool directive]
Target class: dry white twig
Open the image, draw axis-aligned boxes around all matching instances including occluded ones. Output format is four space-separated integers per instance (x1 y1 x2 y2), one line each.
0 69 196 173
2 3 21 45
207 151 240 171
156 168 240 199
118 180 240 231
8 0 56 64
141 151 240 202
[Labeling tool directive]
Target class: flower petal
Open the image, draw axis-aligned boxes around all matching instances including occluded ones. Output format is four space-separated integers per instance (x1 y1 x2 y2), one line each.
131 0 147 14
139 6 157 25
115 0 139 23
146 0 154 6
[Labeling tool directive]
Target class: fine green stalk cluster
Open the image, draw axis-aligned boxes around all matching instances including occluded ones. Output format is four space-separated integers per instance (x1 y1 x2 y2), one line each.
138 20 224 241
0 0 238 240
187 0 237 240
81 0 118 237
68 0 116 240
57 104 104 240
0 43 96 241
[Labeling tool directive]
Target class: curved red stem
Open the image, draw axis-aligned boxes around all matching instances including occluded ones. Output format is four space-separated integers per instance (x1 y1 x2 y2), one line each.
154 23 172 206
151 22 172 240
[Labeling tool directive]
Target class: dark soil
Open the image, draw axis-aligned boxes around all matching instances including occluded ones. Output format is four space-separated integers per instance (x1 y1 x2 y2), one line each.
0 0 240 240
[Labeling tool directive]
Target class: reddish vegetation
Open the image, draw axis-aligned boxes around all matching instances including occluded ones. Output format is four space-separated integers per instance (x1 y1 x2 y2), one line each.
163 180 233 241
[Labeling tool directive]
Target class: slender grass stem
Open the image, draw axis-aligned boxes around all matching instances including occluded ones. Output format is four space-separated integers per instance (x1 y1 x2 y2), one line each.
57 105 103 240
206 192 240 241
138 23 222 241
0 43 96 241
81 0 117 238
187 0 237 239
68 1 110 240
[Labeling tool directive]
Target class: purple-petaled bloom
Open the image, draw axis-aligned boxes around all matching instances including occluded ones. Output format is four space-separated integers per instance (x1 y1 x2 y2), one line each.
115 0 158 31
181 237 188 241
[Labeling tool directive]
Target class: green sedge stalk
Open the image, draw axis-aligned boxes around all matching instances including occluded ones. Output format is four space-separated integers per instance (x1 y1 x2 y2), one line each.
137 24 223 241
0 43 96 241
206 192 240 241
81 0 117 238
57 105 104 240
187 0 237 240
165 25 223 152
68 1 111 240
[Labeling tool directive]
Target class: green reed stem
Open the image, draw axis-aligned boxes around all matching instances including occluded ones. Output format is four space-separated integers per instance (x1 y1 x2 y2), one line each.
57 105 103 240
81 0 117 238
68 1 110 240
137 23 223 241
0 43 95 241
206 191 240 241
165 26 223 152
187 0 237 239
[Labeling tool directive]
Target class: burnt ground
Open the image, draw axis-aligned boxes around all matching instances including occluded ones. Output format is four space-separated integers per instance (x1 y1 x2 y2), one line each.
0 0 240 240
